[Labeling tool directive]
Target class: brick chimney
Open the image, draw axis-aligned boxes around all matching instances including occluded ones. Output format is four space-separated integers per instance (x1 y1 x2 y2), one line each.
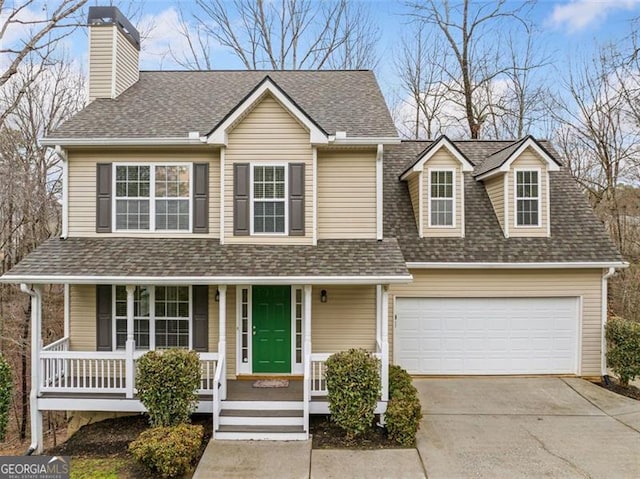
87 6 140 102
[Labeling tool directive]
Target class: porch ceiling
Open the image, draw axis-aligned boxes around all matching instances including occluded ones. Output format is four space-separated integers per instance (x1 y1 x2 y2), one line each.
1 237 411 285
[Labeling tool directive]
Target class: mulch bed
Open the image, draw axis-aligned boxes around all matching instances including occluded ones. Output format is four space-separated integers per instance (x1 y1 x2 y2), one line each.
46 414 214 478
309 415 407 449
597 377 640 401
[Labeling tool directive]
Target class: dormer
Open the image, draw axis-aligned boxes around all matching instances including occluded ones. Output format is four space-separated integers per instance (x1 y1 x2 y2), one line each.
475 136 561 238
400 136 474 238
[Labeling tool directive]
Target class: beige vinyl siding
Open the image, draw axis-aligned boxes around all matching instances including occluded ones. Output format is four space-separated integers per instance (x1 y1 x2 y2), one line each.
484 175 505 232
508 147 548 237
312 285 376 352
88 25 114 101
67 149 220 237
69 285 96 351
317 149 377 239
114 27 139 97
422 151 463 237
389 268 604 376
224 94 313 244
408 174 420 229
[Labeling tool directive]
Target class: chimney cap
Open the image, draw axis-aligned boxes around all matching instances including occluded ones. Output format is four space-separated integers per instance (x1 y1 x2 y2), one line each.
88 6 140 51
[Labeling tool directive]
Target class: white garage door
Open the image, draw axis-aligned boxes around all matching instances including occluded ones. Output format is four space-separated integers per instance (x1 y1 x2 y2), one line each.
395 297 579 375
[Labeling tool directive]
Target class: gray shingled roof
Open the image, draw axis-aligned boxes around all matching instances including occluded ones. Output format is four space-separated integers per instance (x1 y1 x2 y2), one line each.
2 238 410 281
47 70 397 139
385 140 622 263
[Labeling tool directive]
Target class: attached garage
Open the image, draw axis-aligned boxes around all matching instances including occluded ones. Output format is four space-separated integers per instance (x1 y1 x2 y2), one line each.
394 296 580 375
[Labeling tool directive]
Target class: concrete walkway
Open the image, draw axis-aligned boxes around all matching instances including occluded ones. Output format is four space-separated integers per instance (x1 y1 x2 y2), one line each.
193 378 640 479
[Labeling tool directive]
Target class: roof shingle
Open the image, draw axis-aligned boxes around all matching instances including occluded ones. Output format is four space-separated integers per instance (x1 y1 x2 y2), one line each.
47 70 398 140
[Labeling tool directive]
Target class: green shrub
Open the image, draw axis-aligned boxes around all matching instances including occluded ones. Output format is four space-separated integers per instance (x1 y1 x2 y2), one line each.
129 424 203 478
136 349 201 427
385 365 422 447
325 348 380 439
606 317 640 386
0 355 12 441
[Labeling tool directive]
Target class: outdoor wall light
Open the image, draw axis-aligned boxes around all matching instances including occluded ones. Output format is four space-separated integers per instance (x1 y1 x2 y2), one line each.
320 289 328 303
215 289 220 302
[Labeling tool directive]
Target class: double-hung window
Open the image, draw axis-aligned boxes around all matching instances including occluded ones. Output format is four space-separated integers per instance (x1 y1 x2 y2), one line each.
252 165 286 234
113 285 191 350
114 164 191 232
515 170 540 226
429 169 455 227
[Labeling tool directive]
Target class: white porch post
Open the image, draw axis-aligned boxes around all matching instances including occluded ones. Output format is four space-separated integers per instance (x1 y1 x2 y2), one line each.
303 285 312 435
303 285 312 359
218 285 227 400
24 284 43 453
125 285 135 399
380 285 389 404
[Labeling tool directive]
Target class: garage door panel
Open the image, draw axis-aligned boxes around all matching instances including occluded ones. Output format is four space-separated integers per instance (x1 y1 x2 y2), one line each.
395 297 578 375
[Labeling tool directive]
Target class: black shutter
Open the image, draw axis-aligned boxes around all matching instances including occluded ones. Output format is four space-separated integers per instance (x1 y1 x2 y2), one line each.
193 163 209 233
289 163 305 236
192 286 209 352
234 163 250 235
96 285 112 351
96 163 112 233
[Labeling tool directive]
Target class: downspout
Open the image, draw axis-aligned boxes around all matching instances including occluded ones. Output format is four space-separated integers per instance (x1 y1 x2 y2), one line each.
20 284 42 455
601 267 617 381
55 146 69 239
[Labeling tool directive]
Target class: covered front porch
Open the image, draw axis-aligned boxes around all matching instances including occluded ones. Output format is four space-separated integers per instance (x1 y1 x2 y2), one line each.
3 237 410 448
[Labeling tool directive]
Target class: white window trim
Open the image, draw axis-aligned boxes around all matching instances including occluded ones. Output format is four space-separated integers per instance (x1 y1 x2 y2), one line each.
249 162 289 236
514 167 542 228
427 167 456 228
112 162 193 233
112 285 193 351
291 286 304 375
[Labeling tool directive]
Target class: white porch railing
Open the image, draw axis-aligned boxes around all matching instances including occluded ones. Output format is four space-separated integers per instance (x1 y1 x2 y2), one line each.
309 352 382 397
40 342 219 397
212 354 225 435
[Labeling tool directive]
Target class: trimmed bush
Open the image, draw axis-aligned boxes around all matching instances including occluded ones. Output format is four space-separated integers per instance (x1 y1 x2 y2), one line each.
325 348 381 439
0 355 12 441
385 365 422 447
129 424 203 478
136 349 201 427
606 317 640 386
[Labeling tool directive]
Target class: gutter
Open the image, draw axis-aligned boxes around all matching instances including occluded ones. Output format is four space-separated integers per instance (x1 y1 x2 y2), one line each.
406 261 630 269
19 284 41 455
40 137 209 147
2 274 413 286
602 266 618 378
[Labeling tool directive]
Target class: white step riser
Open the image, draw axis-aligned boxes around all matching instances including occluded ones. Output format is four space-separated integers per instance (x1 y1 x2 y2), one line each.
219 416 304 426
214 431 309 441
222 401 303 410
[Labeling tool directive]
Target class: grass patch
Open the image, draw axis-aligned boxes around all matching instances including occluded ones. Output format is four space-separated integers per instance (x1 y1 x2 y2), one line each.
70 457 130 479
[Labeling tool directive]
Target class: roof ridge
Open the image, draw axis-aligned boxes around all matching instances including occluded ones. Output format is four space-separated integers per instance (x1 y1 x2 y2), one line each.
485 136 529 158
138 69 373 73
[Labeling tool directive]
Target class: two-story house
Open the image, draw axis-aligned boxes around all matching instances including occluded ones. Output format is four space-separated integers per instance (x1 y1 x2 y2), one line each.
1 7 625 450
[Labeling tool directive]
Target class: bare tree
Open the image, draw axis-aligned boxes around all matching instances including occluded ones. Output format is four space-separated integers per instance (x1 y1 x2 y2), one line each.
174 0 379 70
0 0 87 125
0 55 83 446
406 0 535 138
394 26 451 139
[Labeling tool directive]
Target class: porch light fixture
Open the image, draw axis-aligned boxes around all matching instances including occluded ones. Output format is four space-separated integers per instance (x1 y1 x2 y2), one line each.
215 289 220 302
320 289 328 303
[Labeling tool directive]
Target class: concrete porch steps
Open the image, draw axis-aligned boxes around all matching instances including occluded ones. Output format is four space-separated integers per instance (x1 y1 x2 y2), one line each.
215 400 307 440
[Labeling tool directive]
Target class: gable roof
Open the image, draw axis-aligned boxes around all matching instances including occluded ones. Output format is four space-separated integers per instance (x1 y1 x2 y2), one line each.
473 135 562 178
44 70 398 142
385 140 623 264
399 135 474 179
206 75 327 145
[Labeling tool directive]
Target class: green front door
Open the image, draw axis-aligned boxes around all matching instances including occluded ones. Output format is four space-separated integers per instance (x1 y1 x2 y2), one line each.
252 286 291 373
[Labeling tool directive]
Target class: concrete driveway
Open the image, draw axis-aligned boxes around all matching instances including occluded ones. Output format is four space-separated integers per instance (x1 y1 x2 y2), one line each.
415 377 640 479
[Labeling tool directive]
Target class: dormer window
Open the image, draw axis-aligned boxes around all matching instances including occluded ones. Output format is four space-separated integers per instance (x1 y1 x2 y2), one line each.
429 169 455 227
515 170 540 227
